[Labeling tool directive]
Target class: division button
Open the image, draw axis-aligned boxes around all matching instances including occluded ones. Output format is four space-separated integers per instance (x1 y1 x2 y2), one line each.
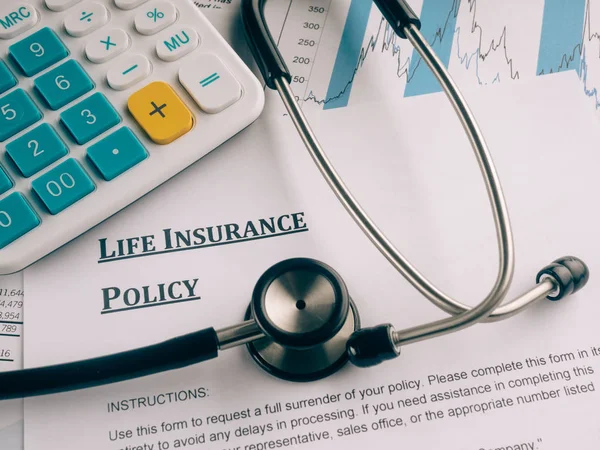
128 81 193 144
106 53 151 91
85 29 129 63
0 4 38 40
134 0 177 36
45 0 82 12
64 2 108 37
179 54 241 114
87 127 147 180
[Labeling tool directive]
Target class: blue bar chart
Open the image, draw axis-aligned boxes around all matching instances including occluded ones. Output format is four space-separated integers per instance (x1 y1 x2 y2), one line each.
323 0 372 110
537 0 586 75
404 0 459 97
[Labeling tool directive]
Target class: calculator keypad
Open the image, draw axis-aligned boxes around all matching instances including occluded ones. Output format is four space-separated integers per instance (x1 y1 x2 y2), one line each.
9 27 68 77
0 89 42 142
6 124 69 178
34 60 94 110
60 92 121 144
31 159 95 215
0 0 255 267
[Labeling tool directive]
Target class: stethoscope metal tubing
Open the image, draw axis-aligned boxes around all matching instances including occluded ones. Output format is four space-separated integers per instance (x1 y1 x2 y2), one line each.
217 320 264 350
272 21 534 349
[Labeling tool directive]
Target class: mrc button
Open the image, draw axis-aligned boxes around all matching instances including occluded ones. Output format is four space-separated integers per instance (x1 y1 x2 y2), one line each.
0 3 38 40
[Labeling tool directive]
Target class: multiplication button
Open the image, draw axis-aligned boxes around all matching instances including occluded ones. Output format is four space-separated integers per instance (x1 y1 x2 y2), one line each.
107 54 151 91
179 54 241 114
86 29 129 64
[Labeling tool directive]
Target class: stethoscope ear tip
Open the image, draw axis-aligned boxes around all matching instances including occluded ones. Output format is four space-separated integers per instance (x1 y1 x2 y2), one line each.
536 256 589 301
346 324 400 368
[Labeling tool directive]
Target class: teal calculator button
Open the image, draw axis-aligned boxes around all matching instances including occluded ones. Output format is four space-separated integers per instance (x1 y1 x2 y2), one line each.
87 127 148 181
9 27 68 77
32 159 95 214
6 124 68 177
0 89 42 142
34 60 94 110
0 192 40 249
0 61 16 95
0 166 13 195
60 93 120 145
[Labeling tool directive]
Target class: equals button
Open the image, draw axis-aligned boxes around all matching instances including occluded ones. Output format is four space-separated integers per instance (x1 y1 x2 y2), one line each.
107 54 151 91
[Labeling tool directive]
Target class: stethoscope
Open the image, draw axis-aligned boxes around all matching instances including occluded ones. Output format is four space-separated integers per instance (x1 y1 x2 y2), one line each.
0 0 590 400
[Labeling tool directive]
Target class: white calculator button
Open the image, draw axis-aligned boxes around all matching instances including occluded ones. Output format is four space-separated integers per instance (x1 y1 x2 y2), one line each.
134 0 177 36
45 0 82 12
0 4 38 40
156 26 199 62
179 54 241 114
107 54 151 90
114 0 149 10
64 2 108 37
85 29 129 63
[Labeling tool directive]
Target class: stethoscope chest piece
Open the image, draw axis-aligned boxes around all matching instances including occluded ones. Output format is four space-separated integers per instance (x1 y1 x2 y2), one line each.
245 258 360 381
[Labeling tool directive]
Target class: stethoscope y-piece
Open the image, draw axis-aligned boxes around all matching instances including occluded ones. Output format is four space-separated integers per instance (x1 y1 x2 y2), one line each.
0 0 590 400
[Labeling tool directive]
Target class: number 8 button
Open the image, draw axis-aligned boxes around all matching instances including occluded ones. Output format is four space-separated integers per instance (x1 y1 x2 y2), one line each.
32 159 95 214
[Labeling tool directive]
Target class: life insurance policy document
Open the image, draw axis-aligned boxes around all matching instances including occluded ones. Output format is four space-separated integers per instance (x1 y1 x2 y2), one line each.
20 72 600 450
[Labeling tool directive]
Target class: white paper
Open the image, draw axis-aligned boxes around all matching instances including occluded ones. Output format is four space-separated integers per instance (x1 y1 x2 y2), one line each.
20 72 600 449
0 273 23 449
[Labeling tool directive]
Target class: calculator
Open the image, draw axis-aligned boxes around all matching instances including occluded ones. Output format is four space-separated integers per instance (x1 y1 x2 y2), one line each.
0 0 265 275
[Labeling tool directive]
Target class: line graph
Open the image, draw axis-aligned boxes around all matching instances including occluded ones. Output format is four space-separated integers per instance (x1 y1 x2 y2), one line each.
537 0 586 75
264 0 600 116
404 0 459 97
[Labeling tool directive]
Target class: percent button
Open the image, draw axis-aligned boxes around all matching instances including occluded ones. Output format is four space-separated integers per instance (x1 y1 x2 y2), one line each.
135 0 177 36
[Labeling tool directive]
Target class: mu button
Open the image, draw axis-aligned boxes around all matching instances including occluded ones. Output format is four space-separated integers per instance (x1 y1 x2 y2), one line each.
127 81 193 144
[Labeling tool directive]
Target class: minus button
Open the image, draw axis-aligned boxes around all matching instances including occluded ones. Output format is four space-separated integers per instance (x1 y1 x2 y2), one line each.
107 54 151 91
122 64 138 75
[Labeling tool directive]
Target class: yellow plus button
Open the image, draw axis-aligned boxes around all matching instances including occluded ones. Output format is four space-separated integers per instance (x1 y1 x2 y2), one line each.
127 81 193 145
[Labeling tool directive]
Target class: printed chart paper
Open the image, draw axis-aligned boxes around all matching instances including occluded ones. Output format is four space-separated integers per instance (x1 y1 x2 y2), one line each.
22 73 600 449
